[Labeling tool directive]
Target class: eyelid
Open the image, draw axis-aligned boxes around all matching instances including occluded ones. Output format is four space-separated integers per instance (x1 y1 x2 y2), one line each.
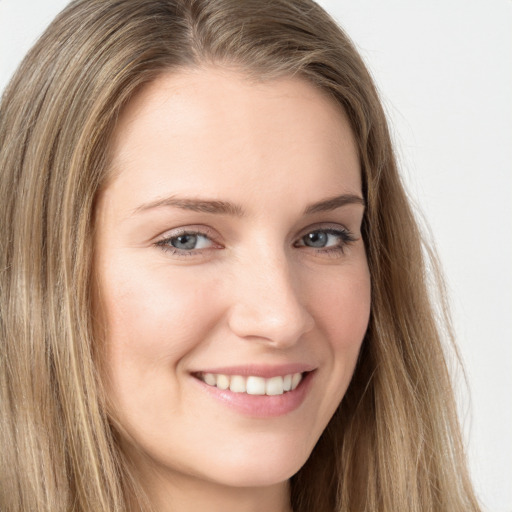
155 225 218 241
295 222 356 240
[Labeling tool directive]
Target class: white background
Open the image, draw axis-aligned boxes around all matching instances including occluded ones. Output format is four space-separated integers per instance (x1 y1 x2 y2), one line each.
1 1 511 511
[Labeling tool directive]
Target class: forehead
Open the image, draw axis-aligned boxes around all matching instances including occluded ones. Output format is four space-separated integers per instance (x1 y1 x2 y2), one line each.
105 67 361 210
115 66 349 125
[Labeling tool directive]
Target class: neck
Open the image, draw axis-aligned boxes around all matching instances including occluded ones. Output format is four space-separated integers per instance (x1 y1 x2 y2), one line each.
133 462 293 512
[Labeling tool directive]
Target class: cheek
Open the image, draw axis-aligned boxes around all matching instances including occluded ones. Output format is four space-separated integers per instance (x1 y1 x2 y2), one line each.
313 264 371 351
307 259 371 406
98 261 220 370
292 260 371 435
96 262 225 440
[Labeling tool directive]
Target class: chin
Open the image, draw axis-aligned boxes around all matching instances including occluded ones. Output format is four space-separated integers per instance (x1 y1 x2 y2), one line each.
197 436 313 488
206 464 300 489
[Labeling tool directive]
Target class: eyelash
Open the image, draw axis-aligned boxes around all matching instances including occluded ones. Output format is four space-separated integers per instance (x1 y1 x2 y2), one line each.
154 226 356 257
293 227 356 255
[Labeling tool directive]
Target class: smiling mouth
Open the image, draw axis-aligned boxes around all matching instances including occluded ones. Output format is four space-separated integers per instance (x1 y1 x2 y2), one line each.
194 372 305 396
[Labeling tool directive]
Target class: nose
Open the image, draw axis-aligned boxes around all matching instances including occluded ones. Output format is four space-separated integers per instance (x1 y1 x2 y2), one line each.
226 251 315 348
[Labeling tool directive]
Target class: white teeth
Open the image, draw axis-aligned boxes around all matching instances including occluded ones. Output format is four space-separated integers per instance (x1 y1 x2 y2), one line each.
198 372 305 395
266 376 284 396
216 374 230 390
203 373 217 386
283 374 292 392
246 376 266 395
229 375 246 393
291 372 302 390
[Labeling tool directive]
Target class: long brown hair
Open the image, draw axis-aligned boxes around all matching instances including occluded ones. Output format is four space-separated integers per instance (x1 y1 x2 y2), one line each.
0 1 481 510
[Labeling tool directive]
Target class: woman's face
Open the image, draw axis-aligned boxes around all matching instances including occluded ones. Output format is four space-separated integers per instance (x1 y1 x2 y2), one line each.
94 68 371 491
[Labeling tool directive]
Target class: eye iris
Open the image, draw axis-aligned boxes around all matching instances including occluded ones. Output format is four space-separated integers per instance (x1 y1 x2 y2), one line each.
305 231 328 248
171 234 197 250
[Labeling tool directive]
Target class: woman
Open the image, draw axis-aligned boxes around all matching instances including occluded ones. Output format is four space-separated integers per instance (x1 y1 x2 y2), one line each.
0 0 482 511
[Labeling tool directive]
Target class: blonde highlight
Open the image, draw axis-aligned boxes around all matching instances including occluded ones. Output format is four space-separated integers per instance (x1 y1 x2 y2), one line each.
0 1 481 511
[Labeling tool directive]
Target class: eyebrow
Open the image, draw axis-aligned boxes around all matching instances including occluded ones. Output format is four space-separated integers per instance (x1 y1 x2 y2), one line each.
132 193 365 217
132 196 245 216
303 194 365 214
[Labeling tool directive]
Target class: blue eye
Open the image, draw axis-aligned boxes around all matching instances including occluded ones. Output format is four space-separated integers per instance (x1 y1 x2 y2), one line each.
296 228 355 252
303 231 330 248
156 226 355 257
157 231 214 253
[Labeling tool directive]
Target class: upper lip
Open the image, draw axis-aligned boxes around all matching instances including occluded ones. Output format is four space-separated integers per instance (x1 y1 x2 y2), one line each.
191 363 316 379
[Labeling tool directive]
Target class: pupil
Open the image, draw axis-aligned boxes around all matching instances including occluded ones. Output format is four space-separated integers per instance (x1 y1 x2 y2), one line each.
172 234 197 250
306 231 327 247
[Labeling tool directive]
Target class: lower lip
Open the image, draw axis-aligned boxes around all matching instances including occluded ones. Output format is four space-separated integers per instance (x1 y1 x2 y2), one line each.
193 371 314 418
